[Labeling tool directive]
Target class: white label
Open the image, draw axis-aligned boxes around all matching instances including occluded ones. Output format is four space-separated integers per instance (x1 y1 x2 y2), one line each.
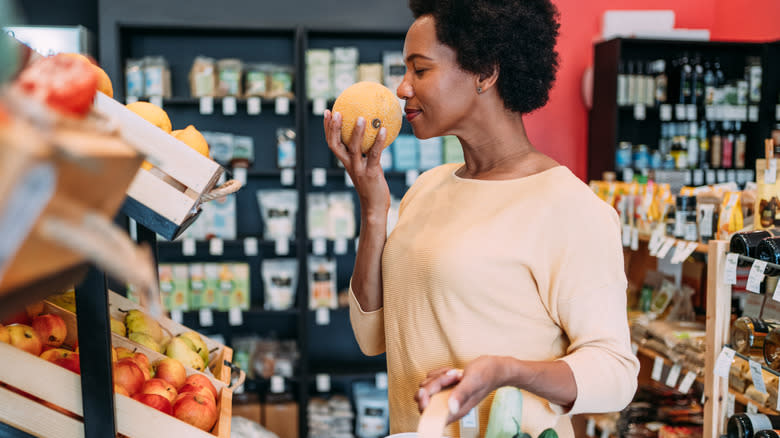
125 95 138 104
209 238 223 256
777 378 780 410
746 260 768 293
199 96 214 114
714 347 736 378
275 238 289 256
170 309 183 324
747 402 759 414
275 97 290 115
281 168 295 186
693 169 704 186
776 104 780 121
660 104 672 121
406 169 419 187
634 103 646 120
622 225 632 247
665 363 682 387
199 308 214 327
651 356 664 381
750 359 767 393
766 159 777 184
313 168 327 187
229 307 243 326
726 392 735 419
316 374 331 392
678 371 697 394
622 168 634 183
334 238 348 255
247 96 261 115
460 407 478 428
686 104 697 120
149 95 163 109
586 418 596 437
233 167 247 186
182 238 196 256
313 98 327 116
375 372 388 390
648 226 665 255
244 237 258 256
630 228 639 251
727 169 737 183
270 376 284 393
724 253 739 285
717 169 727 183
671 241 687 264
705 105 714 120
600 429 609 438
313 238 327 256
222 96 237 115
631 342 639 356
675 104 687 120
749 105 759 122
656 238 676 259
315 307 330 325
679 242 699 263
345 171 354 187
706 170 716 185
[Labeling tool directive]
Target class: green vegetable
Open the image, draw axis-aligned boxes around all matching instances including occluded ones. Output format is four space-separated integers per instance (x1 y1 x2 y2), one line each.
538 429 559 438
485 387 524 438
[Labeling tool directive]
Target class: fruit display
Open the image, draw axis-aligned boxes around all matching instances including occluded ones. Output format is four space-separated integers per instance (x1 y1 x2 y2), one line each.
332 81 402 153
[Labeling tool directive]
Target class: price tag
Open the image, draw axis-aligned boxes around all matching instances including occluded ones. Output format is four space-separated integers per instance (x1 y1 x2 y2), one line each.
312 168 327 187
750 359 767 393
774 279 780 303
270 375 285 393
675 104 686 120
275 97 290 115
199 308 214 327
170 309 183 324
651 356 664 381
648 226 665 255
209 238 223 256
586 419 596 437
622 168 634 183
693 169 704 186
665 363 682 388
704 105 714 120
345 171 354 187
461 407 478 428
247 96 261 115
233 167 247 186
686 104 697 120
678 371 697 394
656 238 676 259
281 168 295 186
182 238 196 256
726 392 736 418
746 260 768 293
724 253 739 285
375 372 388 390
313 238 327 255
275 238 289 256
125 95 138 104
634 103 646 120
406 169 419 187
244 237 258 256
747 402 759 414
671 241 687 264
222 96 237 115
334 238 348 255
149 95 163 109
706 170 716 185
631 342 639 356
622 225 632 247
660 104 672 121
229 307 243 326
749 105 759 122
776 104 780 121
313 98 327 116
316 374 331 392
199 96 214 115
714 347 736 378
765 159 777 184
776 378 780 410
630 228 639 251
679 242 699 263
600 429 609 438
315 307 330 325
727 169 736 183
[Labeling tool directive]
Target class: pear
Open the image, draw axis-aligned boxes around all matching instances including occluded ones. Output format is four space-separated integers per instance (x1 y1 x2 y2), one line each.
110 317 126 337
128 332 163 353
178 331 209 365
48 290 76 313
125 309 164 343
166 337 205 371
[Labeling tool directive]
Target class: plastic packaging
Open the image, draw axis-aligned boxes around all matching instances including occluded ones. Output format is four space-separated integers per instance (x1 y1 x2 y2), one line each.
308 256 337 309
257 190 298 240
189 56 216 97
262 259 298 311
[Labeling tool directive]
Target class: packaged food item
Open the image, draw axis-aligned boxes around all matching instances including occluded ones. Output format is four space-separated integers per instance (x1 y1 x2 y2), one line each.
189 263 207 310
306 49 332 100
125 58 145 98
203 263 220 309
307 193 329 239
169 264 190 311
231 263 250 310
217 58 243 97
204 131 234 165
718 191 743 239
142 56 171 97
353 381 389 438
442 135 464 164
697 195 719 243
328 192 356 240
159 264 173 311
216 263 234 310
418 137 442 170
189 56 216 97
244 63 270 97
231 135 255 168
276 128 296 168
358 63 383 84
382 51 405 91
257 189 299 240
393 134 419 171
206 194 236 240
262 259 299 311
308 256 337 309
332 47 359 97
268 65 294 99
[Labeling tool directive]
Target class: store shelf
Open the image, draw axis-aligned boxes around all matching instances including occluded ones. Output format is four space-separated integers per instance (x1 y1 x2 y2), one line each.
636 233 709 255
158 239 285 257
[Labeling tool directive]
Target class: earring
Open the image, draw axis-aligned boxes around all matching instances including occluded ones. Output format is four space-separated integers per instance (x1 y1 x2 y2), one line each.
477 87 482 94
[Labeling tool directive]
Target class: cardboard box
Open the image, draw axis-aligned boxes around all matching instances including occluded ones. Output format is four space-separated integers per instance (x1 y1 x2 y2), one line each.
263 402 299 438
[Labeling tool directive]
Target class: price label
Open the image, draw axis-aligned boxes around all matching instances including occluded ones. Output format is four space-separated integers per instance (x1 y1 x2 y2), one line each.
648 226 665 256
228 307 243 326
125 95 139 104
693 169 704 186
686 104 697 120
651 356 664 381
586 419 596 437
665 363 682 388
334 238 348 255
406 169 419 187
182 238 196 256
705 169 716 185
170 309 183 324
149 95 163 109
714 347 736 378
312 168 327 187
631 342 639 356
749 105 759 122
315 307 330 325
630 228 639 251
316 374 331 392
622 225 632 247
460 407 478 428
199 308 214 327
313 238 327 255
671 241 687 264
727 169 736 183
209 238 223 256
313 98 327 116
199 96 214 115
634 103 646 120
275 97 290 115
656 238 676 259
679 242 699 263
704 105 714 120
678 371 697 394
247 97 261 115
746 260 768 293
244 237 258 256
660 104 672 121
726 392 736 418
717 169 727 183
750 359 767 393
375 372 388 390
270 375 285 393
675 104 686 120
345 171 354 187
222 96 237 115
766 159 777 184
275 238 289 256
774 279 780 303
724 253 739 285
233 167 247 186
747 402 759 414
622 168 634 183
281 168 295 186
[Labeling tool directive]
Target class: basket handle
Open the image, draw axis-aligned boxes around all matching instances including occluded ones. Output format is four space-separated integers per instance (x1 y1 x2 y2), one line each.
200 179 242 203
221 360 247 390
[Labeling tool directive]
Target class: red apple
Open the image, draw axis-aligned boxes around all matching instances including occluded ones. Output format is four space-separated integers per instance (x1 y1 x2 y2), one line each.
0 324 9 343
141 378 178 403
114 358 145 395
154 357 186 390
132 393 172 415
39 348 81 374
172 392 217 431
7 324 42 355
178 383 214 403
32 314 67 348
133 352 152 377
25 302 45 320
182 374 217 401
114 384 129 397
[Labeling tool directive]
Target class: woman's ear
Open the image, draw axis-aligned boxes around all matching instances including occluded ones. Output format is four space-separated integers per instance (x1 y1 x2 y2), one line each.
476 65 499 94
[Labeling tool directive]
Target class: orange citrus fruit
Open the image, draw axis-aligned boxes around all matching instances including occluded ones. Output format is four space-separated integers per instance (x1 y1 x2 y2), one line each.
172 125 210 158
332 81 402 153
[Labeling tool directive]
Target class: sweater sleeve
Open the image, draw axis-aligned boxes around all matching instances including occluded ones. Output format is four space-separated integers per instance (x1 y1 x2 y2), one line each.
348 279 386 356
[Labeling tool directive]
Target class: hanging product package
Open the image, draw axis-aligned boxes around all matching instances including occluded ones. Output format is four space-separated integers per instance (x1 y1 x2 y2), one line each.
328 192 356 240
189 56 216 97
353 381 389 438
261 258 298 311
718 191 743 240
308 256 337 309
307 192 329 239
257 189 298 241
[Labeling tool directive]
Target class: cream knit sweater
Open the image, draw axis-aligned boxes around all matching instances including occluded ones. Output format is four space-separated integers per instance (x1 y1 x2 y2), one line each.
349 163 639 437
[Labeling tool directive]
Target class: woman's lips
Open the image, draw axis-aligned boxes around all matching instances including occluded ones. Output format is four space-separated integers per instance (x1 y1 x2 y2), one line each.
405 110 421 121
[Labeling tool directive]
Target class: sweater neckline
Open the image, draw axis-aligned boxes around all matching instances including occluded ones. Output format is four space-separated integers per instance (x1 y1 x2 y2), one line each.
450 164 566 183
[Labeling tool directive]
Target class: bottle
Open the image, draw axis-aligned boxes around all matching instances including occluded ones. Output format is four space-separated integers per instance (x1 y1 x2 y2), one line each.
679 53 692 105
755 430 780 438
687 121 699 169
731 316 776 356
627 60 637 105
617 60 628 106
654 59 668 105
615 141 633 172
765 326 780 372
714 59 726 88
727 414 780 438
711 122 723 168
735 121 747 169
757 237 780 276
729 229 780 259
692 54 704 105
703 60 716 106
698 121 710 168
635 61 647 105
644 61 656 106
722 121 734 169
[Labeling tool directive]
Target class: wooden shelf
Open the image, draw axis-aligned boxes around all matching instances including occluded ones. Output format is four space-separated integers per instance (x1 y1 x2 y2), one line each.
636 233 709 255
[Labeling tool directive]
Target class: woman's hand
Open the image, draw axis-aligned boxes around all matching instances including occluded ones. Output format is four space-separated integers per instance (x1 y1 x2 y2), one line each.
324 109 391 217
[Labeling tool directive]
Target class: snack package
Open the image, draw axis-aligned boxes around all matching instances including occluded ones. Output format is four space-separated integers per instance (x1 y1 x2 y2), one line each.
308 256 337 309
268 65 294 99
125 58 145 98
189 56 216 97
217 58 243 97
142 56 171 98
244 63 270 97
257 189 298 240
718 191 743 239
262 259 299 311
328 192 356 240
277 128 296 168
307 193 329 239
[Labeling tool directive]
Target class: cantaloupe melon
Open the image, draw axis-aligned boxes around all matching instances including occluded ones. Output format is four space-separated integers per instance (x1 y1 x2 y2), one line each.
172 125 210 158
332 81 402 153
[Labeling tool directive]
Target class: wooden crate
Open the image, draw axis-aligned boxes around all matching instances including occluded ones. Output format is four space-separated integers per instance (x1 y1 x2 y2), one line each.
0 342 232 438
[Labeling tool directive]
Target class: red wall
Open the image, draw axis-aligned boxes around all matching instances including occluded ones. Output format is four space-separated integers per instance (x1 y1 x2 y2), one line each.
528 0 780 180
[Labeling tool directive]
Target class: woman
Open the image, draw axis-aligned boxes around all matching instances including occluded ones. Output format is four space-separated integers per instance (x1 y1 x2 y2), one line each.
323 0 639 435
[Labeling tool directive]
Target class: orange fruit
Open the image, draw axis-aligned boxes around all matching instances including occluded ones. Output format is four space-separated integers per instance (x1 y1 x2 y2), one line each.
332 81 402 153
126 101 172 133
172 125 210 158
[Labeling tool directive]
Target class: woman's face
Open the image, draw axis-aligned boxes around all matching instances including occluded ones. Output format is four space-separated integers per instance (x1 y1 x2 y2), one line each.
398 15 478 139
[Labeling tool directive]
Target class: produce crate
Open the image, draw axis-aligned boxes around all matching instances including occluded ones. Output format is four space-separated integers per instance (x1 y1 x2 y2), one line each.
0 342 232 438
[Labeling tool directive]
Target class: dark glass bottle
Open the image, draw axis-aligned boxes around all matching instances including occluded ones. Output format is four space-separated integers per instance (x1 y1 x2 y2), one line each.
755 430 780 438
714 59 726 87
679 53 692 105
692 54 704 105
757 237 780 276
711 122 723 168
704 60 716 105
730 229 780 260
727 414 780 438
722 121 734 169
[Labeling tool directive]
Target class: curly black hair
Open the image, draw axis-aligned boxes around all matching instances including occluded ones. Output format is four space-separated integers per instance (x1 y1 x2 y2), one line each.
409 0 560 114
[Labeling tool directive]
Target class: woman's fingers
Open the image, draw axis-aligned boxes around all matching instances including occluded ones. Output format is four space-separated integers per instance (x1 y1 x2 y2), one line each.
325 110 350 167
346 116 367 160
417 369 464 412
366 127 386 169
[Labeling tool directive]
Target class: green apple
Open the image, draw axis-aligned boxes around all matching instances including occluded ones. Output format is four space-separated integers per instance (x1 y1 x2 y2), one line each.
178 331 209 365
165 337 205 371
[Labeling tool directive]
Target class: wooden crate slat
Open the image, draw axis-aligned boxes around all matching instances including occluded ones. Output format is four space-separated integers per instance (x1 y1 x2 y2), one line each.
125 170 198 226
0 385 85 438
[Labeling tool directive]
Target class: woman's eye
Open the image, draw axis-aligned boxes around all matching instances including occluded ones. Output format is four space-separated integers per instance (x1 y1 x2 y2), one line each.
415 69 427 75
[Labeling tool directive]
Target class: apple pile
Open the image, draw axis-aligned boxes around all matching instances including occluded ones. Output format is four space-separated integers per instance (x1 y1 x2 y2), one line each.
1 304 80 374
